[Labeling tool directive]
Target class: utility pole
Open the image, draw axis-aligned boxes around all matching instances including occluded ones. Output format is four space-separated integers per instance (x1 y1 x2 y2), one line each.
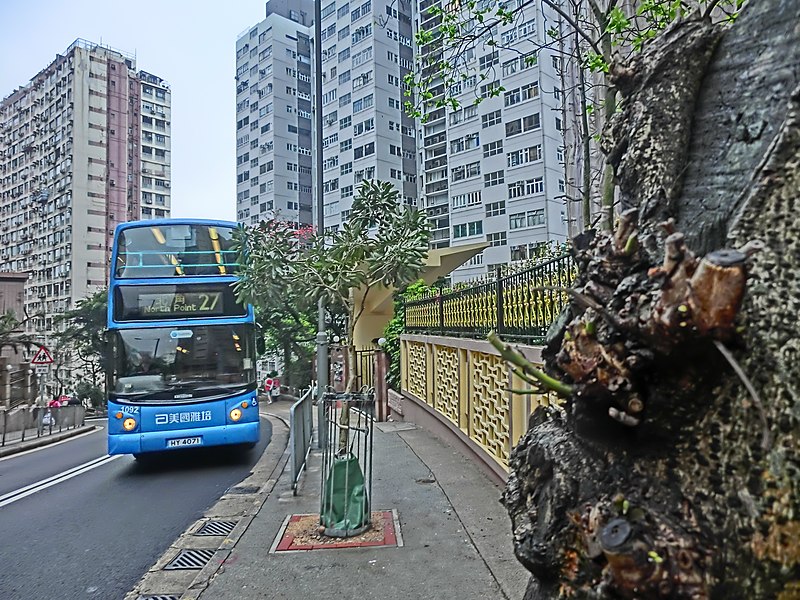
313 0 328 449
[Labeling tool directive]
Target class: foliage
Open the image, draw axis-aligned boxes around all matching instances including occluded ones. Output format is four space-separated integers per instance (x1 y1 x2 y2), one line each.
75 380 104 408
233 221 322 388
405 0 741 117
382 280 432 391
0 310 39 354
52 289 108 386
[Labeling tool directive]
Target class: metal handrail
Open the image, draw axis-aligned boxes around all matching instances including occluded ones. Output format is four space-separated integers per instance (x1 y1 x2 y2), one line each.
289 386 315 495
1 405 86 446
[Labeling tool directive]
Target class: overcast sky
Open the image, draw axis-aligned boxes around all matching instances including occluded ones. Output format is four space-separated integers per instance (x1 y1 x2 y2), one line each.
0 0 268 221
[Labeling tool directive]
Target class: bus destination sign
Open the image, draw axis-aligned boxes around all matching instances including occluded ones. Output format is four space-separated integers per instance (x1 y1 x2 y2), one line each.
139 291 224 316
113 284 246 322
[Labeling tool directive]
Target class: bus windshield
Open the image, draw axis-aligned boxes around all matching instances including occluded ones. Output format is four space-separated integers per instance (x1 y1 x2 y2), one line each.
115 223 239 279
110 324 256 402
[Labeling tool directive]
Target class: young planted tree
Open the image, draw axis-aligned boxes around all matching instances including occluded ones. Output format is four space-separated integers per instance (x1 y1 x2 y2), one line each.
237 181 429 536
487 2 800 598
236 180 430 445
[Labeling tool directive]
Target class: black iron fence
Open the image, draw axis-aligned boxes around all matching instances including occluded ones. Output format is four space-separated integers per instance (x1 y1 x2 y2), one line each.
404 253 577 344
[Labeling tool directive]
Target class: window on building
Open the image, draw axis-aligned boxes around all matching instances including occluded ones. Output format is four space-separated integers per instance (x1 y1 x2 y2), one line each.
352 94 374 113
502 59 519 77
527 177 544 195
522 81 539 100
451 191 481 209
479 51 499 70
485 201 505 217
353 142 375 159
504 87 522 107
509 209 545 230
486 232 507 247
453 220 483 238
482 140 503 158
482 110 502 128
484 170 504 187
480 80 500 98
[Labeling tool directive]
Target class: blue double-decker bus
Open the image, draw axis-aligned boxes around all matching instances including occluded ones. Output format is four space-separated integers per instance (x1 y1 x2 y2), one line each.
106 219 260 458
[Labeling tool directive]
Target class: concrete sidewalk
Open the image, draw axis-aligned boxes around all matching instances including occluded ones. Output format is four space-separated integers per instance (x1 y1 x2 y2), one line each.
191 403 528 600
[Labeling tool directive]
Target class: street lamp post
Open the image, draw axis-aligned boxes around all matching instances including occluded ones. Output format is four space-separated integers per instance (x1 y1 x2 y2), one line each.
314 0 328 450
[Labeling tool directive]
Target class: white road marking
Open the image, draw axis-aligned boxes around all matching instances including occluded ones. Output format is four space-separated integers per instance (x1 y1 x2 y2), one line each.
0 425 104 462
0 454 122 508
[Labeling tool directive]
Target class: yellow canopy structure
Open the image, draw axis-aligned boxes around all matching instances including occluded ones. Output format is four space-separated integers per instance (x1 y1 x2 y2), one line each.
352 242 488 348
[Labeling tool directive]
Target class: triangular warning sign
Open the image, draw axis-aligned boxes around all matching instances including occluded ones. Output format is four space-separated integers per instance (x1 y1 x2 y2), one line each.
31 346 54 365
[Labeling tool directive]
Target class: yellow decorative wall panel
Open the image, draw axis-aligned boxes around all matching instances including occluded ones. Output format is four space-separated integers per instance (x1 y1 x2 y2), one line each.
400 335 548 473
405 341 428 401
468 351 510 467
433 345 460 425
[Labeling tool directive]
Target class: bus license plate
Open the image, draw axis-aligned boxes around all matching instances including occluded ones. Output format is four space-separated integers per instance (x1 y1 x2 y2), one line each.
167 437 201 448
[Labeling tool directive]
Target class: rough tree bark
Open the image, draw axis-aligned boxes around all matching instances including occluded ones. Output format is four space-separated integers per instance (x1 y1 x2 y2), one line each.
503 2 800 599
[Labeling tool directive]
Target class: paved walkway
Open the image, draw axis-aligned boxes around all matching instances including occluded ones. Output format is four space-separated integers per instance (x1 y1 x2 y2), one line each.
192 402 529 600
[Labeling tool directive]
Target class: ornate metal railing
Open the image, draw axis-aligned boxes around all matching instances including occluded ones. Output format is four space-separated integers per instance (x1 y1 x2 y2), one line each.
404 253 577 344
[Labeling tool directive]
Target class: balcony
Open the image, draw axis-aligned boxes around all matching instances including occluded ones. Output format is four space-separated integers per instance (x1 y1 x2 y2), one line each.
425 180 448 194
424 132 447 147
425 108 445 123
425 156 448 170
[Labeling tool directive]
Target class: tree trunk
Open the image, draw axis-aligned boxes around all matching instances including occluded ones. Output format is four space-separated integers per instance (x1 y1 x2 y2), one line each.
338 296 359 454
503 3 800 599
282 339 292 389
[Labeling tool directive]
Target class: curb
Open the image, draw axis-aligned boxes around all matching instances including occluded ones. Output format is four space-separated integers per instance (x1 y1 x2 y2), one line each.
124 410 292 600
0 425 98 458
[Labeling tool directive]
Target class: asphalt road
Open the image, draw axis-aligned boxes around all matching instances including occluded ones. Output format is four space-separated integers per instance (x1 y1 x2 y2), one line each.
0 416 273 600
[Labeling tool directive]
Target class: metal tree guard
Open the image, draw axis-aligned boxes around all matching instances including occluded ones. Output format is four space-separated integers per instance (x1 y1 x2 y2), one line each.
320 388 374 537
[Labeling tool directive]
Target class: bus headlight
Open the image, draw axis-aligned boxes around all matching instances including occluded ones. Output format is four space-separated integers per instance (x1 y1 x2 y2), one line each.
230 408 242 422
122 417 137 431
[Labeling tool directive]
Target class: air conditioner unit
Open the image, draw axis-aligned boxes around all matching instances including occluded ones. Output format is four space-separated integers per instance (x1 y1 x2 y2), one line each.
163 182 170 188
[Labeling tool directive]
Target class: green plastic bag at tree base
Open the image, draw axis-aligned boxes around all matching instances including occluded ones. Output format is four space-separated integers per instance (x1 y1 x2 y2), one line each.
321 453 371 536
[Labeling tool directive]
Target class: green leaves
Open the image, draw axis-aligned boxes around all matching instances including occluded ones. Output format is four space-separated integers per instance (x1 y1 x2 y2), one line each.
605 7 631 35
53 289 108 378
584 51 609 74
235 180 430 350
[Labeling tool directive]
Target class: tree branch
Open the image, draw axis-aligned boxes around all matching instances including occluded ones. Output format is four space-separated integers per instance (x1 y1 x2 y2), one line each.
487 331 573 397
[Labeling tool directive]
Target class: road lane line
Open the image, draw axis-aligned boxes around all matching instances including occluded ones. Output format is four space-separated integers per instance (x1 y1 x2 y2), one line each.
0 454 122 508
0 455 111 498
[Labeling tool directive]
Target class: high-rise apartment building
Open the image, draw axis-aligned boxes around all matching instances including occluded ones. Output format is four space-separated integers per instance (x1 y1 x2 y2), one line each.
237 0 417 232
235 0 315 228
415 0 579 281
318 0 418 230
0 38 171 372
